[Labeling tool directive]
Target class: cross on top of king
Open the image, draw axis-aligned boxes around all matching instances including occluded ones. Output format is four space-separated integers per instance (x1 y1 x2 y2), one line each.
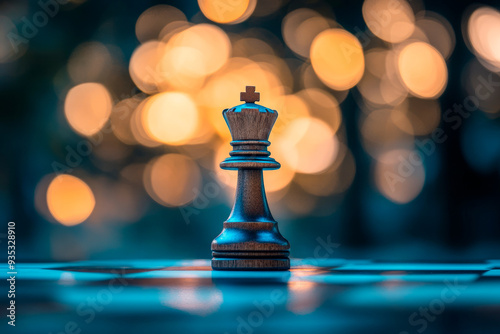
240 86 260 104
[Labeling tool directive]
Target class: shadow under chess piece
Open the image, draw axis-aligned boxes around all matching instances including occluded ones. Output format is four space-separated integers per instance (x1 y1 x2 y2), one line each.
211 86 290 271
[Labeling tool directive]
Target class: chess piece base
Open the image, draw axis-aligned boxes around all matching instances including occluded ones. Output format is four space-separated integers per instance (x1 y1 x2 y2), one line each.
212 257 290 271
211 221 290 270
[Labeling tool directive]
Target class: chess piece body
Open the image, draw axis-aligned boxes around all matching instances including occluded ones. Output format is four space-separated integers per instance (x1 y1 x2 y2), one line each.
211 86 290 270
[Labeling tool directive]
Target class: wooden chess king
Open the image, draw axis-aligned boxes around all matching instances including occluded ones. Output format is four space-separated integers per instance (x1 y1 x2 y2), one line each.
211 86 290 270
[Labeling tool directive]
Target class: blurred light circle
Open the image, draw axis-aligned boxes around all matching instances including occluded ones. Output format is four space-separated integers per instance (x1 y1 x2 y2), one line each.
296 88 342 134
374 149 425 204
130 97 161 147
144 154 202 207
135 5 187 43
110 95 145 145
159 46 206 91
47 175 95 226
64 83 113 136
130 98 162 147
467 6 500 70
272 94 310 135
167 24 231 76
415 13 455 60
397 42 447 99
143 92 199 145
357 70 408 107
214 142 238 191
362 0 415 43
265 139 295 193
282 9 333 58
198 0 257 24
299 63 349 103
279 117 339 174
310 29 365 91
159 21 192 43
252 54 294 92
129 41 167 94
295 146 355 196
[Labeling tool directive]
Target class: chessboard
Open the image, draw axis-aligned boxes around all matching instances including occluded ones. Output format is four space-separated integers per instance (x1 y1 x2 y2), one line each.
4 259 500 334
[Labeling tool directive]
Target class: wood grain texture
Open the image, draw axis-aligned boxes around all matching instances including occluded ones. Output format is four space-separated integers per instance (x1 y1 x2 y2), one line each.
212 86 290 271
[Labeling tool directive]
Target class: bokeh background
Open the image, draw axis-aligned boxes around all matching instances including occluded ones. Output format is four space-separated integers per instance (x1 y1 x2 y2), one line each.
2 0 500 262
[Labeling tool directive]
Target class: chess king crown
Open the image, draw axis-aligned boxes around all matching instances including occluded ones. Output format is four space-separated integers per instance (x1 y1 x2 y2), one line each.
220 86 280 170
211 86 290 271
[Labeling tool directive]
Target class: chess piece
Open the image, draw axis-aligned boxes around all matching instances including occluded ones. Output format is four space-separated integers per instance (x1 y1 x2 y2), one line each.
211 86 290 271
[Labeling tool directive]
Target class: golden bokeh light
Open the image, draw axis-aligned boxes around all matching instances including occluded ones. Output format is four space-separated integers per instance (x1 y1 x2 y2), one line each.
358 48 408 107
299 63 349 104
362 0 415 43
159 46 207 91
297 88 342 134
278 117 339 174
130 97 162 148
272 94 310 135
198 0 257 24
135 5 187 43
397 42 447 99
47 175 96 226
358 70 408 107
129 41 167 94
467 6 500 70
166 24 231 76
264 139 296 193
144 154 202 207
374 149 425 204
159 21 192 44
110 95 144 145
251 54 294 93
282 9 334 58
214 142 238 193
64 82 113 136
52 1 461 226
296 147 356 196
142 92 199 145
415 13 455 60
310 29 365 91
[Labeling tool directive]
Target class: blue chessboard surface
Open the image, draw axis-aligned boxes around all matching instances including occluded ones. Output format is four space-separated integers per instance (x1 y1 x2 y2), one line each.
2 259 500 334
